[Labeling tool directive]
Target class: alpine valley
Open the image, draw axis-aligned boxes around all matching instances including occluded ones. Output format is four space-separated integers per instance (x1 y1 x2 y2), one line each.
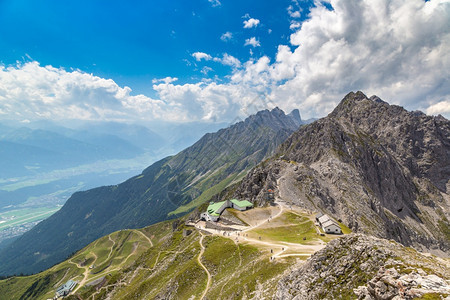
0 92 449 300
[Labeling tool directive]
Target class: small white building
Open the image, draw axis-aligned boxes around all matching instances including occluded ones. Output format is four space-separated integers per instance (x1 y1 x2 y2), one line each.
316 213 342 234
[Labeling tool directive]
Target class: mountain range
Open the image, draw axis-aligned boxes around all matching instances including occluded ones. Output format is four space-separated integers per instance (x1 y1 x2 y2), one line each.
0 92 448 299
0 107 304 276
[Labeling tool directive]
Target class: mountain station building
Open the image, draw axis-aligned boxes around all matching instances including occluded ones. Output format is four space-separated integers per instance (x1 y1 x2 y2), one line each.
201 199 253 222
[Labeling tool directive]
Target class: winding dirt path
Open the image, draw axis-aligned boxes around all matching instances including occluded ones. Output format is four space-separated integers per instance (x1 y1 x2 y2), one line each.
123 242 139 264
198 233 211 300
133 229 153 247
71 251 98 294
107 234 116 260
200 200 325 260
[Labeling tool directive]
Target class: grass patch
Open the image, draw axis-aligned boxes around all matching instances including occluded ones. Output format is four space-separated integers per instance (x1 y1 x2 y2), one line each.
251 220 319 244
415 293 449 300
339 222 352 234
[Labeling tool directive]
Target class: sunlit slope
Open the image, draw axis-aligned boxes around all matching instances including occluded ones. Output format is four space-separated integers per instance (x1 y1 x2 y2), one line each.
0 227 153 300
0 107 301 276
0 204 324 300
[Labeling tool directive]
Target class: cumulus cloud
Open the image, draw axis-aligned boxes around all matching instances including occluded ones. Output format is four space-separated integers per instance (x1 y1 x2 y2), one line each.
426 100 450 116
186 0 450 119
214 54 241 68
220 31 233 42
1 0 449 124
152 77 178 84
0 62 167 122
244 37 261 47
192 52 212 61
243 17 260 28
271 0 450 117
287 5 301 18
201 66 213 75
289 22 301 30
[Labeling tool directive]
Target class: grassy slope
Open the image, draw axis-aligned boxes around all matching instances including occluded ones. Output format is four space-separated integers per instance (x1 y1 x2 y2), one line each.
3 205 443 300
108 231 293 300
0 227 153 300
0 210 306 300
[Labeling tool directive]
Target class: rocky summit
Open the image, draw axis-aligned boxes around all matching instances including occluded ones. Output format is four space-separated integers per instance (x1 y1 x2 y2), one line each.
231 91 450 254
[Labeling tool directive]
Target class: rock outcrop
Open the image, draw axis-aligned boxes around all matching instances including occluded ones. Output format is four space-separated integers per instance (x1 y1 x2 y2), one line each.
275 234 450 299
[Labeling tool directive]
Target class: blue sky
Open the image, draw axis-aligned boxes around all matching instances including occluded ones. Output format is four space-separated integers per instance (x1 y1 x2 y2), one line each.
0 0 313 96
0 0 449 124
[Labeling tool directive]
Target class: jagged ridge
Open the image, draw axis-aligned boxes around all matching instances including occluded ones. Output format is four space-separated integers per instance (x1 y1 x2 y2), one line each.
232 91 450 254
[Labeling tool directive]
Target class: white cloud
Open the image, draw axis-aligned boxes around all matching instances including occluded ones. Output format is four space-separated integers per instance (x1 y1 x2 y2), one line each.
1 0 449 125
213 54 241 68
192 52 212 61
287 5 302 18
289 22 301 30
243 17 260 29
208 0 221 7
272 0 450 118
220 54 241 68
290 11 301 18
152 77 178 84
426 100 450 116
244 37 261 47
220 31 233 42
201 66 213 75
0 62 167 122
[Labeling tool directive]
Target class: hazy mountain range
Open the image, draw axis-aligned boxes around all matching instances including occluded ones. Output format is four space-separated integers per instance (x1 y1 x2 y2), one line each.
0 92 448 299
0 107 305 276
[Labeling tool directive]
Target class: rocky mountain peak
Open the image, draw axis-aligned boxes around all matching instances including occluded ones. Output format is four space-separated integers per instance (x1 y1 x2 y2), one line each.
231 92 450 254
329 91 378 118
240 106 301 133
288 108 303 126
369 94 387 104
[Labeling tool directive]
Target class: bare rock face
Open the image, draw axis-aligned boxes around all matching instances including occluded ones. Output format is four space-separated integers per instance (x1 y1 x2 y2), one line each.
275 234 450 300
234 91 450 254
232 160 284 206
354 267 450 299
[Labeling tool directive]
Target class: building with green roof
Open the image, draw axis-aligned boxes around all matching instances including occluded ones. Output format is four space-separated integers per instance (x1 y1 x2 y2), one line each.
201 199 253 222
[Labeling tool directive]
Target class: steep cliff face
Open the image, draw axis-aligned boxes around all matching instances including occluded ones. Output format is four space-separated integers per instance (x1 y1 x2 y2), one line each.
233 92 450 254
0 108 302 276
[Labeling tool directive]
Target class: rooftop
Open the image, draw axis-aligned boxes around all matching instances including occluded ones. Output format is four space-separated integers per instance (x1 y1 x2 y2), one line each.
207 201 226 216
230 199 253 207
57 279 77 292
322 219 339 228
